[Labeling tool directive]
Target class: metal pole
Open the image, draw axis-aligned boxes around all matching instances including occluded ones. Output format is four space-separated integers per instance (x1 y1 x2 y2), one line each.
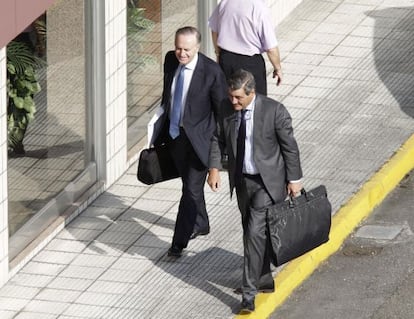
87 0 106 181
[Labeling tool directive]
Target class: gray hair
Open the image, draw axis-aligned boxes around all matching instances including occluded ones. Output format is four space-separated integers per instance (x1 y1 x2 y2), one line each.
175 26 201 44
227 69 256 95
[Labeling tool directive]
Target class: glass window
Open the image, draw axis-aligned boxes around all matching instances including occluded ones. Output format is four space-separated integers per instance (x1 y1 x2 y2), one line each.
7 0 94 259
126 0 198 150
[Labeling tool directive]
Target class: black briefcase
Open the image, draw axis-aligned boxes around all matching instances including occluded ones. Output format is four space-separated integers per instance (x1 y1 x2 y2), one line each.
267 185 332 266
137 144 179 185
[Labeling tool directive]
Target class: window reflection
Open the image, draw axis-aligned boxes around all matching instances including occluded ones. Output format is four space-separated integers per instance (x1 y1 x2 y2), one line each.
127 0 198 150
7 0 87 237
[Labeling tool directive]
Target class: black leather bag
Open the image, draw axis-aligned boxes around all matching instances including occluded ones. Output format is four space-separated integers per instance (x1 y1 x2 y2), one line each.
267 185 332 266
137 144 179 185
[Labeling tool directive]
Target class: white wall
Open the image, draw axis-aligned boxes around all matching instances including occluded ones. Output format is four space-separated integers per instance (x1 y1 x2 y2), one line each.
104 0 128 186
0 48 8 287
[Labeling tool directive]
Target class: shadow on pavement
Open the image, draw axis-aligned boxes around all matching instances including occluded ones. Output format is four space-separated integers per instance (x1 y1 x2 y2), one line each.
68 191 243 315
369 6 414 118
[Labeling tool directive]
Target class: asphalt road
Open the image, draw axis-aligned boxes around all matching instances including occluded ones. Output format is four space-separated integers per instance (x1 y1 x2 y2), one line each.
271 171 414 319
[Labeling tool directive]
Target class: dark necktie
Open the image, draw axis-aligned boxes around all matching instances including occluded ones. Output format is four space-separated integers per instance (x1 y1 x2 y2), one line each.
235 109 247 186
169 65 185 139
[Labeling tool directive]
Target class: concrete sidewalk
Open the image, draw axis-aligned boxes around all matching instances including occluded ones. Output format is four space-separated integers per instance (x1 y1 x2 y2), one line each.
1 0 414 318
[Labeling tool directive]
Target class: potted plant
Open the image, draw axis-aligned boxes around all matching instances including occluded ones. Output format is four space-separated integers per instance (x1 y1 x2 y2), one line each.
127 0 156 69
7 18 46 156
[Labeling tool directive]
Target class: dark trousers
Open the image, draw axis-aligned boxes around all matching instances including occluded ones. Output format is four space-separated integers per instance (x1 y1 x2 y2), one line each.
168 128 209 248
236 174 275 301
219 49 267 95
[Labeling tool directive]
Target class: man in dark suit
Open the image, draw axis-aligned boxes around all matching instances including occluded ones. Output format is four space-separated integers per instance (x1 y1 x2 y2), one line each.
208 69 303 313
152 26 227 258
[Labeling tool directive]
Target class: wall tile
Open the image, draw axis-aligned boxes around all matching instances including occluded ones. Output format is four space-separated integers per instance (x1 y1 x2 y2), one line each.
104 0 127 186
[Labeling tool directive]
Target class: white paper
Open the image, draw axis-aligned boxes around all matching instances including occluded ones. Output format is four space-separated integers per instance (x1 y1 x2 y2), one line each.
147 106 165 148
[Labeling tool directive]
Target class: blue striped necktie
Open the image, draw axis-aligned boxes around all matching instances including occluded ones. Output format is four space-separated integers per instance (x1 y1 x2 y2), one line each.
169 65 185 139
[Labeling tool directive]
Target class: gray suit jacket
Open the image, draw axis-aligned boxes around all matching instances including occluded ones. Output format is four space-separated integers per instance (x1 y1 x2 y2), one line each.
209 94 303 203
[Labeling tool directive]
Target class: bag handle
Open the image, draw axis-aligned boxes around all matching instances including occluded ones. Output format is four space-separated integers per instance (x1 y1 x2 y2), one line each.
288 188 308 207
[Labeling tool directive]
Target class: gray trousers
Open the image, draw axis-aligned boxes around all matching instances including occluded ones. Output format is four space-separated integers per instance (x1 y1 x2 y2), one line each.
236 174 275 301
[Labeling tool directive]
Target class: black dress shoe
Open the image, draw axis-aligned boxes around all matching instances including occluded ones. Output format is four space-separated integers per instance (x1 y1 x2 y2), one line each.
240 299 255 314
189 228 210 240
167 245 183 257
233 286 274 294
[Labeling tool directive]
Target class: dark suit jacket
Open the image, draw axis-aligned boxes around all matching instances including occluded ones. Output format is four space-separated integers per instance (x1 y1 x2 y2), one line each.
209 94 303 203
153 51 227 167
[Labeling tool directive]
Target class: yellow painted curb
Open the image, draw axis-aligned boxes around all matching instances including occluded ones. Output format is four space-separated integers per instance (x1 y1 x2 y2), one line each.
235 134 414 319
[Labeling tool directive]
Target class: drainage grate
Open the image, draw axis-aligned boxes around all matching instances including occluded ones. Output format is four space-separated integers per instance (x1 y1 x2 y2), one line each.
342 244 383 257
342 224 407 257
354 224 404 241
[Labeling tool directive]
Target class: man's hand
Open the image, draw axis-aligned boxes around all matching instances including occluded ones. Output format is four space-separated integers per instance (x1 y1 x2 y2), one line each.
272 68 282 86
266 47 282 86
207 168 221 192
287 181 303 197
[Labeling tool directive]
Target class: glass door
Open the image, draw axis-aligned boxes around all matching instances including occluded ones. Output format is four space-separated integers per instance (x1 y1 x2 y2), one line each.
7 0 97 261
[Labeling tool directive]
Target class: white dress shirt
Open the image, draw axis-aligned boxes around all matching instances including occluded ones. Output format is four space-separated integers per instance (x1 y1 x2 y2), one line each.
170 53 198 126
238 97 258 175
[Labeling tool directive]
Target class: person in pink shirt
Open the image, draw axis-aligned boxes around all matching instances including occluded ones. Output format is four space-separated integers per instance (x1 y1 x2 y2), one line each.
208 0 283 95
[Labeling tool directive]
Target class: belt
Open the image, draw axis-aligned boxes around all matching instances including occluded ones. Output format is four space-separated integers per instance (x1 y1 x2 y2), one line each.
220 48 261 57
243 173 260 179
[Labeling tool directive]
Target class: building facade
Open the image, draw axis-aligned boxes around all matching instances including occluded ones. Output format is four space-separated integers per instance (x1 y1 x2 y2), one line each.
0 0 303 287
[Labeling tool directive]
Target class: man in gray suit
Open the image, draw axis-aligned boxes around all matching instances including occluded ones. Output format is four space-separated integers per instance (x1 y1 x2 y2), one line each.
208 69 303 313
